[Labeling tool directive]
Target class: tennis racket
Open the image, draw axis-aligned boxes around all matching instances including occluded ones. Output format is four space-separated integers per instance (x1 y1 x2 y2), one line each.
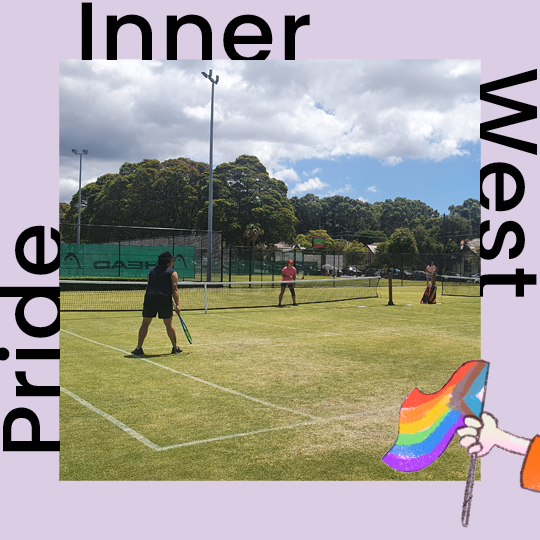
297 270 304 279
177 313 193 344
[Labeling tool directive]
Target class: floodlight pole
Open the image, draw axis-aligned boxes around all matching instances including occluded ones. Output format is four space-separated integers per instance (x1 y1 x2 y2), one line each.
202 69 219 282
72 149 89 244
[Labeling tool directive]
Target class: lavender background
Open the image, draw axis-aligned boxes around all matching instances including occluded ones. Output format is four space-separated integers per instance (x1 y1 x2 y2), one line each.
1 0 538 537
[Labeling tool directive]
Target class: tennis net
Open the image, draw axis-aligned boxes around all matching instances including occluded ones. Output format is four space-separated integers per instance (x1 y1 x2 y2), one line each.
440 275 480 297
60 276 380 312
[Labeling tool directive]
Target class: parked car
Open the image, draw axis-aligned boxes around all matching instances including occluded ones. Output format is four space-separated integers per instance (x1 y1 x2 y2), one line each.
343 266 361 276
412 270 427 281
403 270 413 279
365 268 381 277
444 271 462 282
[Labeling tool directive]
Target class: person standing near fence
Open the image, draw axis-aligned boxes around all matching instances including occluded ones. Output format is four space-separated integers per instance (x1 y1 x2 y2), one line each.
278 259 298 307
425 261 437 285
132 251 182 356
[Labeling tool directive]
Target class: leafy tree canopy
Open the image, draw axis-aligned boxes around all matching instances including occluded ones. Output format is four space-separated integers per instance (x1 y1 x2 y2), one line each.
208 155 297 245
385 227 419 254
60 152 478 251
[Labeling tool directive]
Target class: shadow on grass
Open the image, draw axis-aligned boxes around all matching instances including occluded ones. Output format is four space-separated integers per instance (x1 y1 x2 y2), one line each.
126 352 191 359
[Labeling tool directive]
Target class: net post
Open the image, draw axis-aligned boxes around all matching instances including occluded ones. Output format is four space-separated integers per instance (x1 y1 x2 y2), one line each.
118 230 122 278
387 270 394 305
220 236 224 283
229 245 232 284
200 233 204 282
249 248 252 284
204 283 208 314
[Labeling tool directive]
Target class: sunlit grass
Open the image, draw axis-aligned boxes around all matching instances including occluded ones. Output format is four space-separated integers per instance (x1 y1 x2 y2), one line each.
60 283 480 481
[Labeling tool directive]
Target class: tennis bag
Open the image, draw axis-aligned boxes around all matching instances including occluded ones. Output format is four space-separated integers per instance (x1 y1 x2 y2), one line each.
420 285 431 304
428 285 437 304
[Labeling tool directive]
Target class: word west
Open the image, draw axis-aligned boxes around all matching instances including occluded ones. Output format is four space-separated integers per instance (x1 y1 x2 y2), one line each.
81 3 311 60
1 226 60 451
480 69 537 297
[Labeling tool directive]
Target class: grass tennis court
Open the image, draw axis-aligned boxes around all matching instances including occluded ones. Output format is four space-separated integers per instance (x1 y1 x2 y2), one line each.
60 282 480 481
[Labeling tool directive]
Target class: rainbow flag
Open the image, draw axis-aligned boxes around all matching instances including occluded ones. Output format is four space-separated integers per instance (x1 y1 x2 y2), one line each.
382 360 489 472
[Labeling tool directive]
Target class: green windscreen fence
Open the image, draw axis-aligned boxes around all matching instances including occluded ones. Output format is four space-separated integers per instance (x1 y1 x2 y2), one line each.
60 243 196 279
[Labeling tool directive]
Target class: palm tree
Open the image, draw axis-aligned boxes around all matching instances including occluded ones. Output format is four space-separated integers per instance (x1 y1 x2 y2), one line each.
244 223 264 247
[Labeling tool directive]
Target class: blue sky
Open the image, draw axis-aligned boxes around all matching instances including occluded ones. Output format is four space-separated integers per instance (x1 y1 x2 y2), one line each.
287 141 479 214
60 60 480 215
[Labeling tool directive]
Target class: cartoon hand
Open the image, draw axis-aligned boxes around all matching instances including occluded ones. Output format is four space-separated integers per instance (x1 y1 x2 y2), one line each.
457 412 500 458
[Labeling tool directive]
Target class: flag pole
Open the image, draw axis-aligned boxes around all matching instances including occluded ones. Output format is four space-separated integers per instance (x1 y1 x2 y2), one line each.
461 360 489 527
461 454 478 527
387 270 394 305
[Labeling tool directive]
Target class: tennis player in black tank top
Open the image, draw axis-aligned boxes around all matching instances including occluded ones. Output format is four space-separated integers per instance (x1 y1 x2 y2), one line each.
131 251 182 356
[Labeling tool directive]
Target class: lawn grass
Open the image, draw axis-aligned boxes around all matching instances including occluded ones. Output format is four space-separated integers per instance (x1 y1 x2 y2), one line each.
60 282 480 481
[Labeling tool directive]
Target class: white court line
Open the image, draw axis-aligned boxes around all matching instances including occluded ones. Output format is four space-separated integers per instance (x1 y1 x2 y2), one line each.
158 420 324 450
62 385 395 452
165 405 392 449
60 387 160 451
61 329 319 420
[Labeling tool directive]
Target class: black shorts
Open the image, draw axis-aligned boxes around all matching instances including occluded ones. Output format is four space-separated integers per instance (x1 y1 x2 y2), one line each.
281 282 295 293
142 295 173 319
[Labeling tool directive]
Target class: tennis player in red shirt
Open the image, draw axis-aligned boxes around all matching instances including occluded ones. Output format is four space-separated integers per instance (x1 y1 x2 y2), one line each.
278 260 298 307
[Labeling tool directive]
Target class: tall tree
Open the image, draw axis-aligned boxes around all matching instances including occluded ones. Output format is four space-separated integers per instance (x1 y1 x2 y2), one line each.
385 227 419 254
447 198 481 233
205 155 297 245
290 194 323 233
344 240 368 266
412 225 443 254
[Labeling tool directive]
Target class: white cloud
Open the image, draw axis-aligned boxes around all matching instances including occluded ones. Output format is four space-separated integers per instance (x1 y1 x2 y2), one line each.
59 59 480 202
367 186 378 193
382 157 403 166
358 196 369 203
271 168 300 183
290 177 329 196
327 184 353 196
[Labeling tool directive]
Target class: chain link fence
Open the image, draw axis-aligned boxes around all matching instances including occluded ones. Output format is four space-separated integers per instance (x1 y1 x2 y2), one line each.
60 224 222 280
60 224 479 283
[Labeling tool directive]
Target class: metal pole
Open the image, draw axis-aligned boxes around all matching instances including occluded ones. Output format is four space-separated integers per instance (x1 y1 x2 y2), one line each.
443 213 446 252
207 80 214 282
118 231 121 278
77 153 83 244
220 235 224 283
72 149 88 244
202 69 219 282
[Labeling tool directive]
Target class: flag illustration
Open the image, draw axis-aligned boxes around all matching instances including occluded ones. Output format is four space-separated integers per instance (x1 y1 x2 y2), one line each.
382 360 489 472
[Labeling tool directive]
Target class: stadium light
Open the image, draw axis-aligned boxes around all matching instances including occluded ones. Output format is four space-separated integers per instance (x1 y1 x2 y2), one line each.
72 149 89 244
202 68 219 282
